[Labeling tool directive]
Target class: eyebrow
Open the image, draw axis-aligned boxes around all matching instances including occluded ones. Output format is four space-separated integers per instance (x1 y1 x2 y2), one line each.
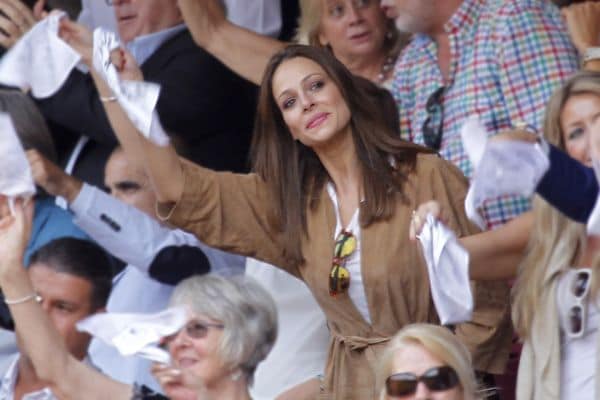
277 73 323 101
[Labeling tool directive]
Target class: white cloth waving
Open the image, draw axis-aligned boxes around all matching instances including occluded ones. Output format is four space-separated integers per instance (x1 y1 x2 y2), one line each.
77 307 186 364
92 28 170 146
0 113 36 212
417 214 472 325
0 12 80 98
460 116 549 229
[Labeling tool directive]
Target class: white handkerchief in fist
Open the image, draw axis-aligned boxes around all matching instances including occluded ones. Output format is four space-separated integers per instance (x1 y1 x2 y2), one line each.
0 113 36 201
92 28 169 146
461 116 549 229
0 12 80 98
77 307 187 364
417 214 472 325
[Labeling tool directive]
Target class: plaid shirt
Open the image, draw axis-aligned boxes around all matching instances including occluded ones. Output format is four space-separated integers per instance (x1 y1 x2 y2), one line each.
391 0 579 229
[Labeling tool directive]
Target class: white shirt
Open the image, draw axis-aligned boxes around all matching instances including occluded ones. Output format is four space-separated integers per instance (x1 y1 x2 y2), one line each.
557 269 599 400
246 259 329 399
70 184 245 391
0 356 55 400
326 184 371 324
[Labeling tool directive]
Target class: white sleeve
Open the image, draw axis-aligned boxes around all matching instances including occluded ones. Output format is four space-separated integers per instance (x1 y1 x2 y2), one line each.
223 0 282 37
69 184 243 275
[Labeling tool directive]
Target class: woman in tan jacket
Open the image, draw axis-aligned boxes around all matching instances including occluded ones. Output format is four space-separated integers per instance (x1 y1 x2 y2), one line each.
86 43 511 399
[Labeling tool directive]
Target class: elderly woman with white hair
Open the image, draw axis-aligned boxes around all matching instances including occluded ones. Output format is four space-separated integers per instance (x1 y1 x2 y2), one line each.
154 274 278 399
0 196 277 400
377 324 481 400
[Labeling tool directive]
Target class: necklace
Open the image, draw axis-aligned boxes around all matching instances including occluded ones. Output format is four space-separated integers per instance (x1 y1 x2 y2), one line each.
377 54 396 84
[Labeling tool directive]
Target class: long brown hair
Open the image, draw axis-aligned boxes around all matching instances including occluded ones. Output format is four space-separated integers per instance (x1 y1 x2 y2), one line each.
251 45 427 266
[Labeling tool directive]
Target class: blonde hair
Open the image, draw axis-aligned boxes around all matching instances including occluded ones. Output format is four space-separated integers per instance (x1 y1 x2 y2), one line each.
376 324 480 400
295 0 407 58
511 71 600 339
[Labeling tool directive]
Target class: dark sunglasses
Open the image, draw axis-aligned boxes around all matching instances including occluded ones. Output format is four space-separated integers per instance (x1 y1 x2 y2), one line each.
329 230 356 297
421 86 445 151
386 366 459 397
568 269 592 338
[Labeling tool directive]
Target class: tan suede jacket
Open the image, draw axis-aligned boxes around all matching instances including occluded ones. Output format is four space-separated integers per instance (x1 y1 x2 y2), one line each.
162 153 512 400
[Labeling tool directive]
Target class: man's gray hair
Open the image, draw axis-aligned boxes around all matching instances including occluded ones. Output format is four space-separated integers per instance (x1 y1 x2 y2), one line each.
170 274 278 383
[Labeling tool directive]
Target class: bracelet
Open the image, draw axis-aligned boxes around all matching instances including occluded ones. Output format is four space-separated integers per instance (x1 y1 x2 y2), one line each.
100 95 118 103
4 293 42 305
583 47 600 65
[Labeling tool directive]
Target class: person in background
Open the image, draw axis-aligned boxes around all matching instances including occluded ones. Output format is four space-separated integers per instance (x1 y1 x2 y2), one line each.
0 237 112 400
28 145 245 392
0 196 277 400
377 324 482 400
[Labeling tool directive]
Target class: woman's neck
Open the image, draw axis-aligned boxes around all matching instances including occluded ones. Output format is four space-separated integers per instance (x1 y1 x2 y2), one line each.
337 50 388 84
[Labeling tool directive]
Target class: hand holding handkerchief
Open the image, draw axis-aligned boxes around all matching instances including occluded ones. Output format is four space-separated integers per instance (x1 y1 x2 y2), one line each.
76 307 187 364
92 28 170 146
461 116 549 229
0 12 80 98
417 214 472 325
0 112 36 212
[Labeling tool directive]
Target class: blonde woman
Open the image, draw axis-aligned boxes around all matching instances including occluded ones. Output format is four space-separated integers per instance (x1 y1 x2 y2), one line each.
377 324 481 400
512 71 600 400
176 0 407 87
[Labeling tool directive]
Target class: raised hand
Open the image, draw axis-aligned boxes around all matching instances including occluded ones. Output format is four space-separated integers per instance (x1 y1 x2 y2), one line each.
109 47 144 82
26 149 82 203
58 17 93 64
0 196 33 270
0 0 45 49
562 2 600 54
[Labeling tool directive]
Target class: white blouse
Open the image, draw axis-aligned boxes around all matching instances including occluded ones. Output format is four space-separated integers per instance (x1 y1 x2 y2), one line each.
557 268 599 400
326 184 371 324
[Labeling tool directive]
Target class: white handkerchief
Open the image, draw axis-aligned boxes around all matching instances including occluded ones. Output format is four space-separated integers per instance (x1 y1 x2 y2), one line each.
0 12 80 98
417 214 473 325
0 113 36 204
460 116 549 229
77 307 187 364
587 159 600 235
92 28 170 146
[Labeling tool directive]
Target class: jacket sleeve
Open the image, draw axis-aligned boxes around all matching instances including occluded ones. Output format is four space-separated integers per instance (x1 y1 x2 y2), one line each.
70 184 218 284
161 159 295 274
536 144 598 223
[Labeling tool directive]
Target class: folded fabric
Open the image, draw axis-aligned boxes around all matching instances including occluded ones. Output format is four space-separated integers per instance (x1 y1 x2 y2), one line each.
0 112 36 210
461 115 549 229
92 28 170 146
587 159 600 235
417 214 472 325
0 12 80 98
77 307 187 364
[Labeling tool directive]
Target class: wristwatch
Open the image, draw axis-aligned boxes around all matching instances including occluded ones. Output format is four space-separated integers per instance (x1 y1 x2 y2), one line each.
583 47 600 64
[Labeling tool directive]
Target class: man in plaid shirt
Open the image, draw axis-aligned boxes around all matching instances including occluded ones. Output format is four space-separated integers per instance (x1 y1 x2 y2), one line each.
382 0 579 229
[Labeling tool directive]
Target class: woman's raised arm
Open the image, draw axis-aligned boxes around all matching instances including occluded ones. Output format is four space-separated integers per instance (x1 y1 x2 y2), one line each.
177 0 286 85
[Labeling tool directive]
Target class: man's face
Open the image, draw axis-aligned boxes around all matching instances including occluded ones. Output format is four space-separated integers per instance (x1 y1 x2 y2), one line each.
104 150 157 217
23 264 98 360
112 0 182 42
380 0 437 33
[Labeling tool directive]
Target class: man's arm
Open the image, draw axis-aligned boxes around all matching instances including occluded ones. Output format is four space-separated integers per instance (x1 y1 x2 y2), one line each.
536 144 598 222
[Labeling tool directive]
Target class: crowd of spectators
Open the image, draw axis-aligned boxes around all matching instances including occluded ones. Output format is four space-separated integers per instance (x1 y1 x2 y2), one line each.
0 0 599 399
